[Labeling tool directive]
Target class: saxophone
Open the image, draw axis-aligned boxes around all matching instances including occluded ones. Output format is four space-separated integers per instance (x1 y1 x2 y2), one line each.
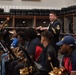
48 67 66 75
19 45 40 75
0 40 25 61
20 65 34 75
10 46 26 62
48 54 67 75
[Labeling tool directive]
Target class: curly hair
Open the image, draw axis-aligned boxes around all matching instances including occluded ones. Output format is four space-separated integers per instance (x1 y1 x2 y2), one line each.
26 28 37 41
18 31 25 40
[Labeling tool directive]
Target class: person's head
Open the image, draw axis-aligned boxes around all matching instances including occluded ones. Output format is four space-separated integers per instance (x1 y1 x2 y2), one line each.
26 28 37 42
56 35 75 55
17 31 25 43
41 30 53 47
49 11 57 22
24 28 29 41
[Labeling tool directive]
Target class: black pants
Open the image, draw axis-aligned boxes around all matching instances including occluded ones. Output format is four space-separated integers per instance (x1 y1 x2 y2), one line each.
9 60 18 75
13 65 49 75
13 62 25 75
33 71 49 75
5 59 14 75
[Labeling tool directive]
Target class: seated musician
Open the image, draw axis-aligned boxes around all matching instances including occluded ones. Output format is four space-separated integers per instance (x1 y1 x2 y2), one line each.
9 28 43 75
1 29 19 75
7 30 28 75
0 25 11 47
1 29 15 75
10 30 19 48
56 35 76 75
1 30 27 75
33 30 59 75
0 17 11 47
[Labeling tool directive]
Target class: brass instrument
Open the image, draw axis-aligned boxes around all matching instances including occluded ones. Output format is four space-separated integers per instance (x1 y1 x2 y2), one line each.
11 47 20 58
19 46 40 75
0 41 8 52
48 54 67 75
0 17 10 30
9 47 19 60
0 39 26 63
20 66 34 75
48 67 66 75
0 40 17 61
10 46 25 61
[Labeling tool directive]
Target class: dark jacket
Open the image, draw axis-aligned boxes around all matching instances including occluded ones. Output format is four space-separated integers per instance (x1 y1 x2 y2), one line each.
48 20 61 52
0 28 11 46
27 38 43 61
40 43 59 73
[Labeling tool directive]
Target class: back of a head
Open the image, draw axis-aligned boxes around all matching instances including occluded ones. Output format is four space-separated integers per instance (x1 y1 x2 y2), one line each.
24 28 29 41
18 31 25 40
27 28 37 41
41 30 53 41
